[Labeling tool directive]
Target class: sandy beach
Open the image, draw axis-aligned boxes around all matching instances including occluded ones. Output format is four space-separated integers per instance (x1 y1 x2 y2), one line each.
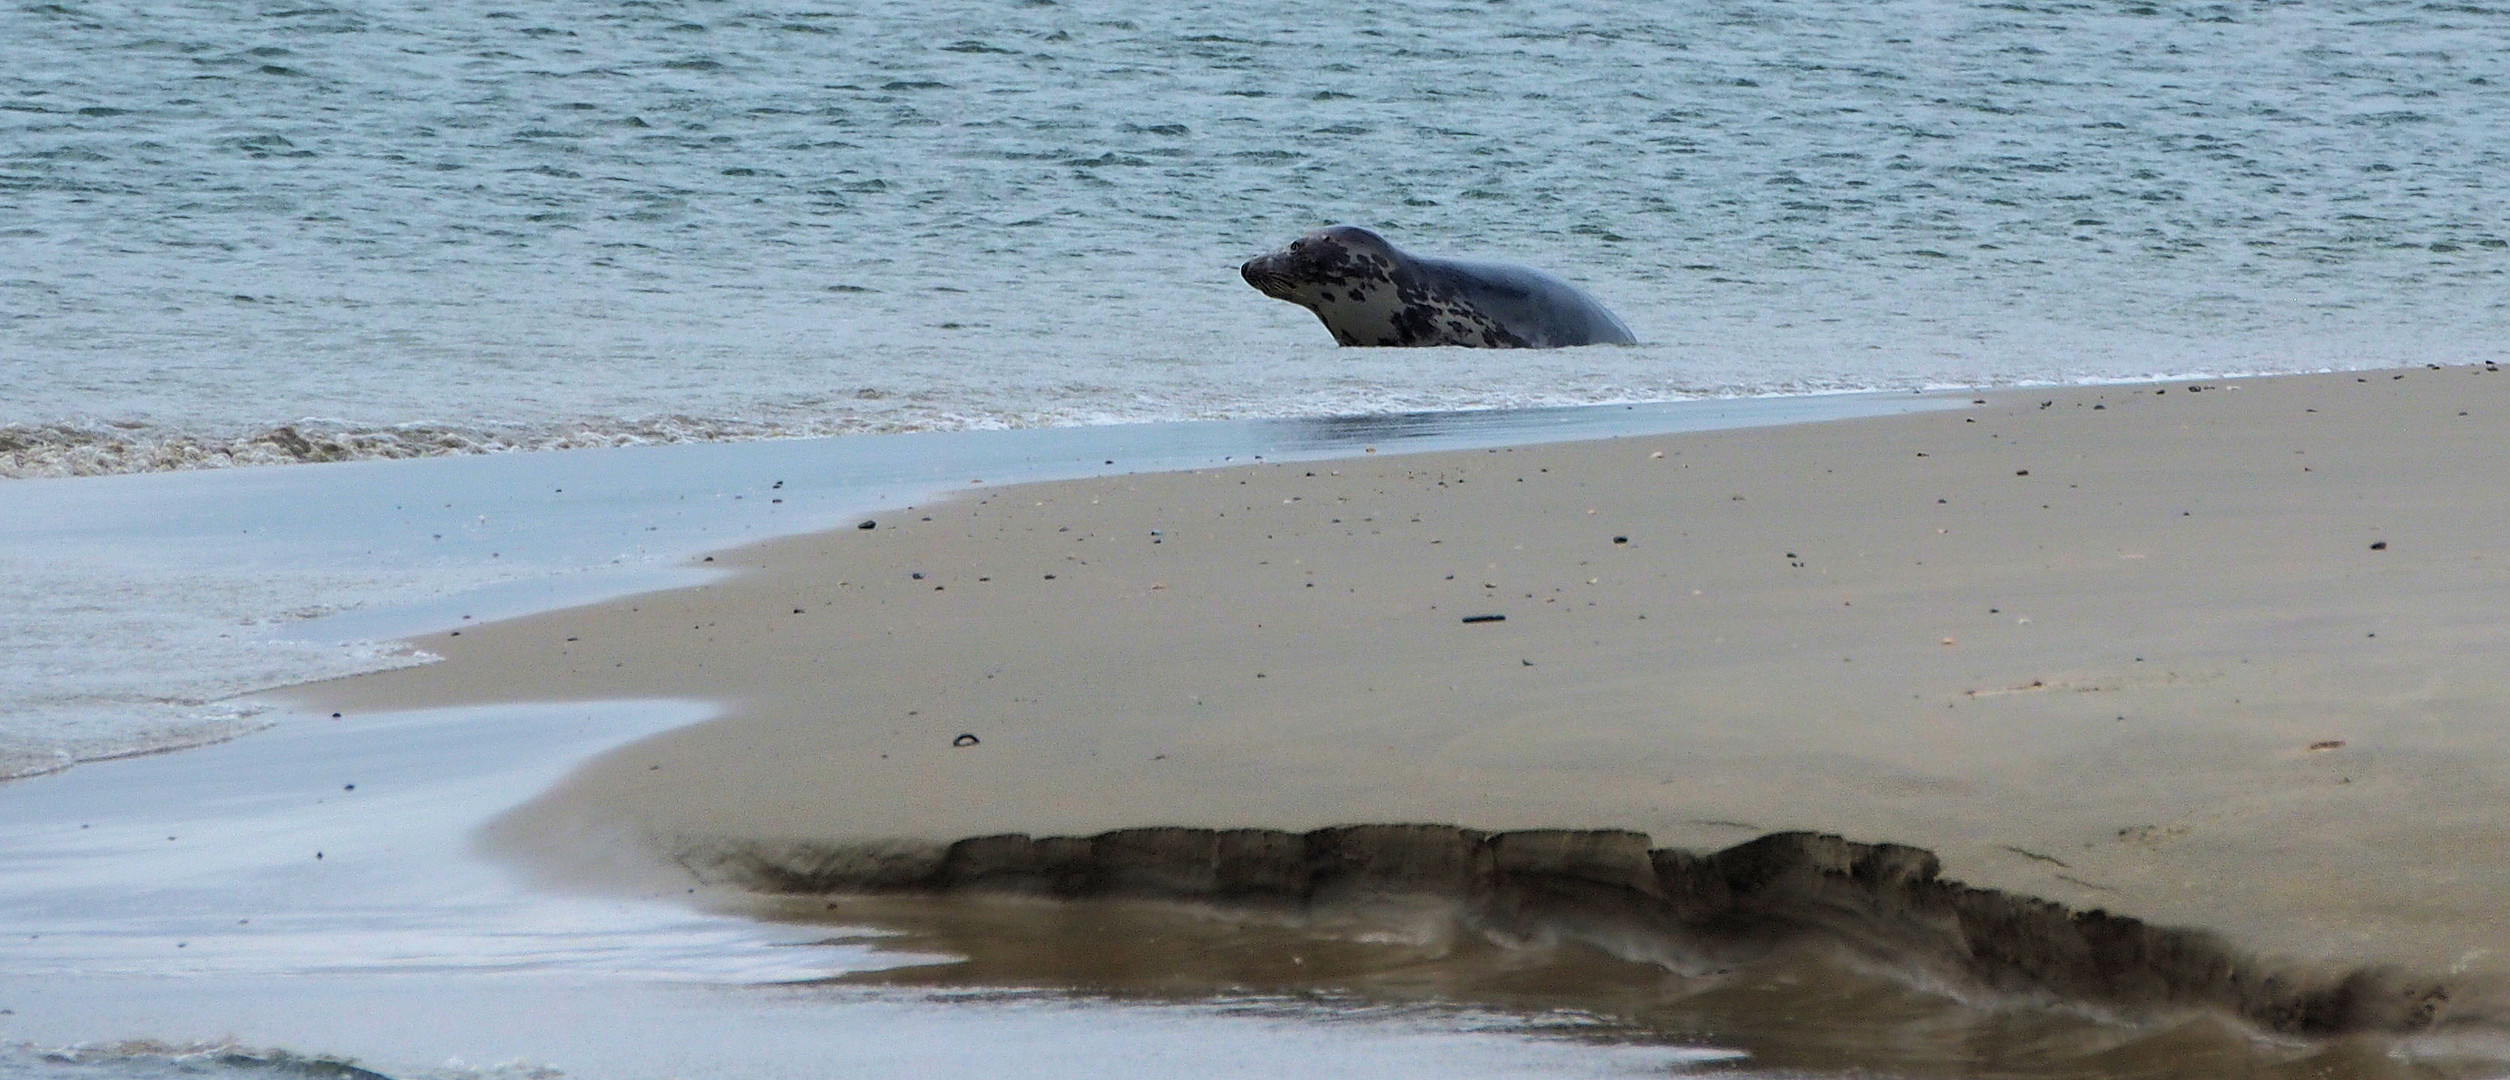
299 366 2510 998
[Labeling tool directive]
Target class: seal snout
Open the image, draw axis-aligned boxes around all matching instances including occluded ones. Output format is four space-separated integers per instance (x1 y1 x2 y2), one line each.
1240 255 1298 300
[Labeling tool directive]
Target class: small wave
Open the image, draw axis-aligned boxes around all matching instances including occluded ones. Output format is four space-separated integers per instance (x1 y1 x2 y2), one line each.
0 705 271 784
0 415 937 481
0 638 434 784
0 397 1685 480
0 378 1941 482
0 1041 558 1080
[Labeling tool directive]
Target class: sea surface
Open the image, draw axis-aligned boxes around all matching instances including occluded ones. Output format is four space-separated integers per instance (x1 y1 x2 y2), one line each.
7 0 2510 1076
7 0 2508 477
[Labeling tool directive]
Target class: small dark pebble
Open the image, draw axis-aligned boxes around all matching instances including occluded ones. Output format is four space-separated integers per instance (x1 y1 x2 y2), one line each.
2016 469 2030 476
1044 573 1056 580
911 572 924 579
331 712 342 719
2370 541 2387 550
859 520 876 529
953 733 980 747
343 784 355 791
1612 536 1629 544
1462 614 1507 624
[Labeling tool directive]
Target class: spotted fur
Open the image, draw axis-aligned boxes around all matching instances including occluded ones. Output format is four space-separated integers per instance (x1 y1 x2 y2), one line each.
1240 225 1635 348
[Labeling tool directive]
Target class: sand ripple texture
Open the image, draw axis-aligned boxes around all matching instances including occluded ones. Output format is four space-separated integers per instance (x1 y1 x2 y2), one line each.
7 0 2510 477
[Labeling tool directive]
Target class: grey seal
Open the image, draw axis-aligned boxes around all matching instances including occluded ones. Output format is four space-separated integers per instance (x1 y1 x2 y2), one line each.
1240 225 1636 348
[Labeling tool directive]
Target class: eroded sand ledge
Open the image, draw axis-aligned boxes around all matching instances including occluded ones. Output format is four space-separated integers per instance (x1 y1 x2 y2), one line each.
680 825 2463 1036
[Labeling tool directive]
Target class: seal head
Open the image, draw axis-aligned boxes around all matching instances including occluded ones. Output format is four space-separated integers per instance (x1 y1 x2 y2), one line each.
1240 225 1636 348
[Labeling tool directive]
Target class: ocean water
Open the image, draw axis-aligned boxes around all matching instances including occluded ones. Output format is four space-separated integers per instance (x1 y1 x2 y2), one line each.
6 0 2509 477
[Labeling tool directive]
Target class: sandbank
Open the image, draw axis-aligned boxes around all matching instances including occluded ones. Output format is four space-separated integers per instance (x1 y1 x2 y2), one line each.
299 366 2510 986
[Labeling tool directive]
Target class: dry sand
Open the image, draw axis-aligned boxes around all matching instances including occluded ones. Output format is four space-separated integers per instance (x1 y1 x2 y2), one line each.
298 365 2510 976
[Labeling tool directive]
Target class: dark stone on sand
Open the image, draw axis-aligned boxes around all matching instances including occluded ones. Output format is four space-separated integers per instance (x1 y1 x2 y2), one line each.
858 520 877 530
675 825 2468 1036
2371 541 2388 550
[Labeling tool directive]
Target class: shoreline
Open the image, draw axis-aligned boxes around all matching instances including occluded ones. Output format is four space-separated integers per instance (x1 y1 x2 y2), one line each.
289 366 2510 1040
1 388 1955 782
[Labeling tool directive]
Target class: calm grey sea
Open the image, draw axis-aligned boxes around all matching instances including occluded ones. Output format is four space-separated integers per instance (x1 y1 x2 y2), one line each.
6 0 2507 477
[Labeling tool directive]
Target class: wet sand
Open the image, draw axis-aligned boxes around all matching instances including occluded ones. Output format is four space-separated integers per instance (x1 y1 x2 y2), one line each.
299 366 2510 986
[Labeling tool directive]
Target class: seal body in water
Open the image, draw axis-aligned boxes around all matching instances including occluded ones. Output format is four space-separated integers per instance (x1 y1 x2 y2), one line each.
1240 225 1636 348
